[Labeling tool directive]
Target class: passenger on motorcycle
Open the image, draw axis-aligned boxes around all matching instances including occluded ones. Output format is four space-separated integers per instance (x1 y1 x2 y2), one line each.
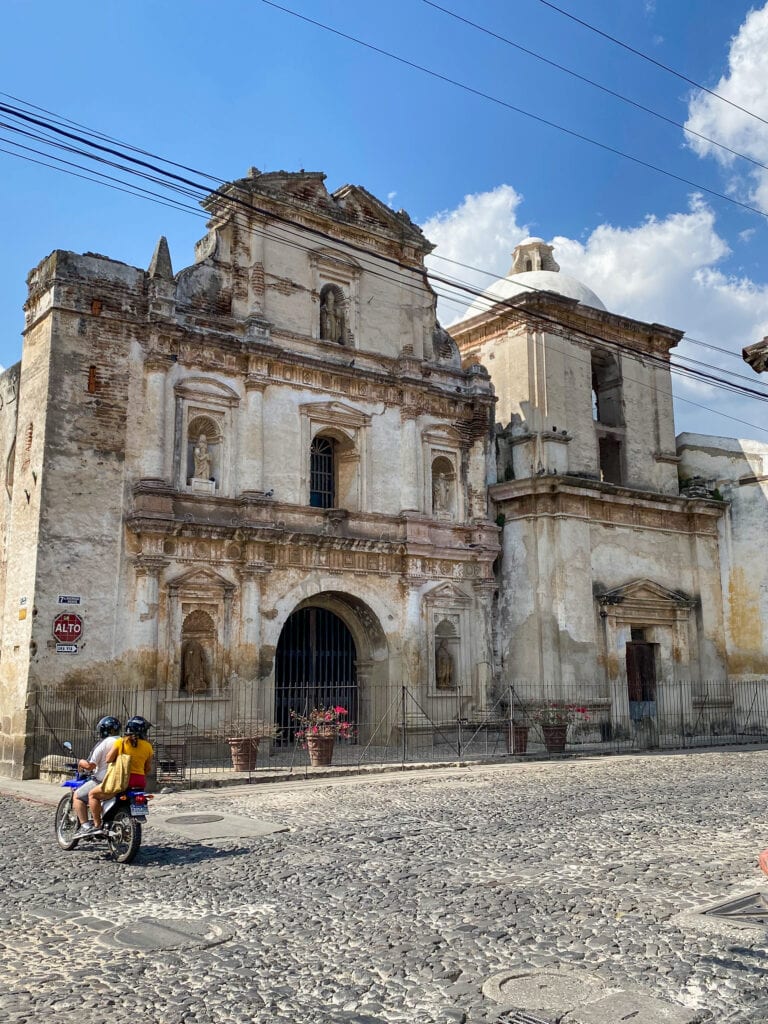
73 715 121 838
88 716 154 833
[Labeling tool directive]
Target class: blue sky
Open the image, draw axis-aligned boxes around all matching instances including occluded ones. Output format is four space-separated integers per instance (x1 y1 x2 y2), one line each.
1 0 767 437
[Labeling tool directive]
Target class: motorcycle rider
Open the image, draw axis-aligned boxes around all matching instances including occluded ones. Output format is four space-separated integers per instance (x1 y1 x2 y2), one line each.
73 715 121 838
88 716 154 833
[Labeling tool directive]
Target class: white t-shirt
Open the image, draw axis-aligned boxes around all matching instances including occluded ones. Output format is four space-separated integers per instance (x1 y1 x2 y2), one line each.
87 736 117 782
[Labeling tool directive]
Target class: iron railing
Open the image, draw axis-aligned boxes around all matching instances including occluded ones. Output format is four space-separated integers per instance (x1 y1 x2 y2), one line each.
26 677 768 787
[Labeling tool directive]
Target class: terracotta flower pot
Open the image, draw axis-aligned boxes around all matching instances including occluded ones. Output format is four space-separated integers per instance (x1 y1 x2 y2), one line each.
306 734 335 767
506 724 529 754
227 737 260 772
541 725 567 753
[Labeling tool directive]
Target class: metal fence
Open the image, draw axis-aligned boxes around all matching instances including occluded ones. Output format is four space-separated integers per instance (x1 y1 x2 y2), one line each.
27 677 768 787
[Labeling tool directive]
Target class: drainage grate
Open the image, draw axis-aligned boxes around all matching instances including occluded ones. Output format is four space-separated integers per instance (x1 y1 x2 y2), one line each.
703 891 768 925
495 1013 553 1024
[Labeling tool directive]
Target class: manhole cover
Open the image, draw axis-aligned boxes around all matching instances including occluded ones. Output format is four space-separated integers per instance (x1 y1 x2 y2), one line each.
703 891 768 925
103 916 233 951
164 814 226 825
496 1013 553 1024
483 969 604 1013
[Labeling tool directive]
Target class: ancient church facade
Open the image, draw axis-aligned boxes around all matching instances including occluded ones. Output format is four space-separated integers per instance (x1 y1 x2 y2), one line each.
0 171 766 778
0 170 498 776
450 237 768 734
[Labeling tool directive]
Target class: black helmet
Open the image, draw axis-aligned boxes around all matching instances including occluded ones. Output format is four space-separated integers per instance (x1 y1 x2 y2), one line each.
125 715 151 739
96 716 121 739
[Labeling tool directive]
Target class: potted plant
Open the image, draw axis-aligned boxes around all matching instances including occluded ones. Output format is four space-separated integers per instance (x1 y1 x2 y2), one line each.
506 719 530 755
220 718 280 772
529 702 590 753
290 705 355 766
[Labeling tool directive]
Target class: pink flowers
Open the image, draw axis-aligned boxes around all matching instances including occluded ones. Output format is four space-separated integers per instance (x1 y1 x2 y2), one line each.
528 702 591 727
290 705 356 746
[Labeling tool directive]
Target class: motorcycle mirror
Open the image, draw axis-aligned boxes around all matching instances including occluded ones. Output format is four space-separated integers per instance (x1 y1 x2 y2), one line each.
63 741 73 752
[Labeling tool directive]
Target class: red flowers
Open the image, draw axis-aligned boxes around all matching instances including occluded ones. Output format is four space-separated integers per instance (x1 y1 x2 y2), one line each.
290 705 356 746
529 702 591 727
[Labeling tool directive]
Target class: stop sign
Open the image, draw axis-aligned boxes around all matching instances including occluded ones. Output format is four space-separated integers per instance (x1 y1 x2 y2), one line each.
52 613 83 643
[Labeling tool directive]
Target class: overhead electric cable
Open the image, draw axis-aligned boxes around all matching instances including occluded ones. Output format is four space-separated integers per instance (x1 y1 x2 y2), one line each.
258 0 768 223
1 95 766 417
0 90 227 186
422 0 768 176
536 0 768 130
0 91 760 371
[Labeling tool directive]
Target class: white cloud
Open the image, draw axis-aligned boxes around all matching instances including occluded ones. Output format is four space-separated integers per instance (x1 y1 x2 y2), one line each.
422 189 768 438
423 184 529 323
685 3 768 212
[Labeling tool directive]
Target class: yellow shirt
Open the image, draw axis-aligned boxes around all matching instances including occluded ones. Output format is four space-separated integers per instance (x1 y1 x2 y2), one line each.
114 736 153 778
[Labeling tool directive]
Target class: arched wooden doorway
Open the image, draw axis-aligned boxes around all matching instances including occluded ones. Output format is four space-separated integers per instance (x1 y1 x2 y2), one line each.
274 607 358 737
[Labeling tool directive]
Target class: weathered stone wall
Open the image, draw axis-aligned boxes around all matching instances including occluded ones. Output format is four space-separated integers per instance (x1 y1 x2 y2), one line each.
0 171 499 776
0 274 56 774
492 478 727 713
678 433 768 679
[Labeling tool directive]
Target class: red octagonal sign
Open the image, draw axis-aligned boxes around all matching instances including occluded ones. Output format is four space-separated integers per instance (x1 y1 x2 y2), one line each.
52 613 83 644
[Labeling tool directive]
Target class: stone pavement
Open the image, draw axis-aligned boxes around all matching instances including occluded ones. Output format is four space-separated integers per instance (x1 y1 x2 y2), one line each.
2 749 768 1023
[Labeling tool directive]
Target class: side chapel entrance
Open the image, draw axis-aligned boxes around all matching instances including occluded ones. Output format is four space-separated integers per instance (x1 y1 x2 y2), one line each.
274 607 358 738
625 628 657 722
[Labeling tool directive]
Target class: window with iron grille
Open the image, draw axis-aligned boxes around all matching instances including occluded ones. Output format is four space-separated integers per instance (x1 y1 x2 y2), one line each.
310 436 335 508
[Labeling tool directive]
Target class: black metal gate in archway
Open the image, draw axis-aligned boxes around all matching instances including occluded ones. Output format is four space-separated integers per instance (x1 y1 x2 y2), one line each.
274 607 358 739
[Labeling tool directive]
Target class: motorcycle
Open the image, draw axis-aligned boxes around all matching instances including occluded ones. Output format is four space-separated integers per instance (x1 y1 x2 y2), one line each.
54 741 151 864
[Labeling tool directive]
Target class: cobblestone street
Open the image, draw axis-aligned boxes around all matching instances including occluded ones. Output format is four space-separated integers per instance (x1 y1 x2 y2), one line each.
2 749 768 1023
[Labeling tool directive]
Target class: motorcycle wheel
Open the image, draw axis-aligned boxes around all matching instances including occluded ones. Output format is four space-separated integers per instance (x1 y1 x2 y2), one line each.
55 793 80 851
106 808 142 864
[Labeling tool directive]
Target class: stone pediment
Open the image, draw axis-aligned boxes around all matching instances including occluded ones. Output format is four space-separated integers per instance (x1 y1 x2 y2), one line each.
424 582 473 607
309 246 362 272
174 376 240 405
596 579 692 609
300 401 372 429
202 170 432 256
168 566 235 594
332 185 432 252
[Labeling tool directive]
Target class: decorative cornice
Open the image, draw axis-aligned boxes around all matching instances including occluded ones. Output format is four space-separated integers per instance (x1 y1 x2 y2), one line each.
491 477 725 536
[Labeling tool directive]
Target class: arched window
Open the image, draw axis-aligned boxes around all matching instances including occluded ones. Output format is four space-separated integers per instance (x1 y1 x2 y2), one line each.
5 437 16 499
310 436 335 508
591 351 623 427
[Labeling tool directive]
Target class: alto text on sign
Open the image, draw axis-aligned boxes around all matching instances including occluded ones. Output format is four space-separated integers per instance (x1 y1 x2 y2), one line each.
52 613 83 644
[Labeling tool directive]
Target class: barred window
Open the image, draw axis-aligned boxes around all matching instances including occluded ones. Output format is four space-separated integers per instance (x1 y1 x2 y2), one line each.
310 436 335 508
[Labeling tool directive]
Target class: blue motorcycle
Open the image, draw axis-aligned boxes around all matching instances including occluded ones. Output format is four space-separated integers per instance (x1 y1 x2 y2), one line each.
54 742 150 863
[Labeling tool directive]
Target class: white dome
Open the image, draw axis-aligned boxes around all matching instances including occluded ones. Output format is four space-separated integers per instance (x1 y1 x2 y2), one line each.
454 269 606 324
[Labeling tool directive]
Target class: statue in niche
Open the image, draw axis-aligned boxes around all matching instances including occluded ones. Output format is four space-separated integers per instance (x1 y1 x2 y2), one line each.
432 471 451 514
182 639 210 694
193 434 213 480
435 640 455 690
320 287 346 344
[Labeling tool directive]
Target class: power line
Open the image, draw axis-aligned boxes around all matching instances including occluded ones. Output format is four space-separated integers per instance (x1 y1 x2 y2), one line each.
536 0 768 131
1 96 766 423
259 0 768 223
422 1 768 176
0 92 759 373
0 90 227 187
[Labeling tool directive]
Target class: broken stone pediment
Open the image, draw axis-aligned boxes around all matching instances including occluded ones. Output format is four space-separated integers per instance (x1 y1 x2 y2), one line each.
596 578 692 608
167 566 235 594
424 582 473 607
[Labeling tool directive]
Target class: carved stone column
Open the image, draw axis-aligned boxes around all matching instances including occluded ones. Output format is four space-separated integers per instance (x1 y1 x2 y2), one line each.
141 355 171 482
241 377 266 495
236 564 267 686
133 555 169 688
400 409 421 512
